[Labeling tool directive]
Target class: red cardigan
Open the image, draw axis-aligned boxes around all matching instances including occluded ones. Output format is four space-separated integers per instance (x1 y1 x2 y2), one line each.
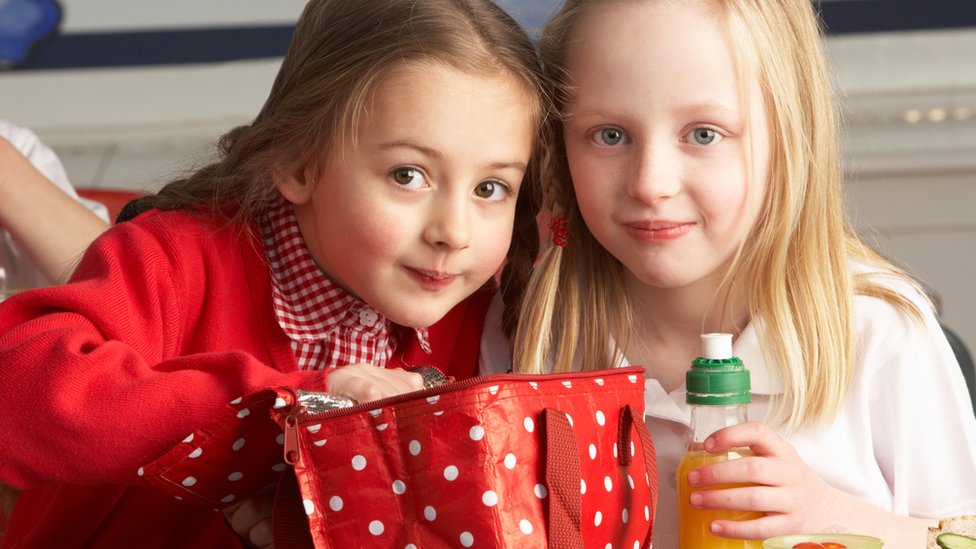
0 210 491 548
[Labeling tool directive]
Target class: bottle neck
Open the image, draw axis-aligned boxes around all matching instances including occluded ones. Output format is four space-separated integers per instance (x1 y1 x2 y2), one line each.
688 403 749 445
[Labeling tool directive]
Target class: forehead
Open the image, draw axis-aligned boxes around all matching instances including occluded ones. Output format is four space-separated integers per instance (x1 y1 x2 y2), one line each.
344 61 537 160
563 1 762 116
367 61 535 124
380 60 539 117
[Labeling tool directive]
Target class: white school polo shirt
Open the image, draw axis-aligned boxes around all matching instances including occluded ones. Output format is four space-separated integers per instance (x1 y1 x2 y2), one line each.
479 273 976 547
0 120 109 288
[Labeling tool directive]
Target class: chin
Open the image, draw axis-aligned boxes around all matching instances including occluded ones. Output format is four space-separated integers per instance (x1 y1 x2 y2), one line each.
386 305 452 329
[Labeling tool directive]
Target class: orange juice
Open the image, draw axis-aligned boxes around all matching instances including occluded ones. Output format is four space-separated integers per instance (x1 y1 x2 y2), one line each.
677 448 763 549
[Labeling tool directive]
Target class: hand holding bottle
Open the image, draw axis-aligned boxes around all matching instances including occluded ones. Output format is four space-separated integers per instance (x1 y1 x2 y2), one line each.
685 419 839 540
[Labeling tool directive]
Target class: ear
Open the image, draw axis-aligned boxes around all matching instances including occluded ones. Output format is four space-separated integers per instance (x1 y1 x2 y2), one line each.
273 165 315 206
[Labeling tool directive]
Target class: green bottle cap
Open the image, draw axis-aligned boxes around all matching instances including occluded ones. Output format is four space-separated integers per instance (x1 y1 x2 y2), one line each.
685 333 752 405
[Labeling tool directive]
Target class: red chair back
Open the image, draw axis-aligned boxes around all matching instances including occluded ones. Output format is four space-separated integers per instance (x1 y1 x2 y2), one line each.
75 188 145 225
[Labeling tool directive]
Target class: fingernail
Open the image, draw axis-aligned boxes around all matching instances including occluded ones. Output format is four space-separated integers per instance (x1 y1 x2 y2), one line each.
690 492 703 508
703 437 715 451
711 522 723 535
687 470 700 485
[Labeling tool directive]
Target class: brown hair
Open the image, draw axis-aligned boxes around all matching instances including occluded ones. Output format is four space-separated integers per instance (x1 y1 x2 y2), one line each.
125 0 552 331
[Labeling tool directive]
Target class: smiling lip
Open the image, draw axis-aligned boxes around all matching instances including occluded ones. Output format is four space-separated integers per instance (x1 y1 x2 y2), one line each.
624 220 695 242
406 268 458 290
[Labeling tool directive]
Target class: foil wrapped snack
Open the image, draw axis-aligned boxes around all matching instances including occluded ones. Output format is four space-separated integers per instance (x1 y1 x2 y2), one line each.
294 366 447 414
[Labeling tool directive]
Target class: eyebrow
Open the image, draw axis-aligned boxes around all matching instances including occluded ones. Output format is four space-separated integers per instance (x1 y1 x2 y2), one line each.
675 101 741 119
378 140 527 171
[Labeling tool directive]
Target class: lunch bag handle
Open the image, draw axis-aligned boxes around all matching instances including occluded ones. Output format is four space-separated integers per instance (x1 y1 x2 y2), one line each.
617 404 657 548
272 403 654 549
542 408 584 548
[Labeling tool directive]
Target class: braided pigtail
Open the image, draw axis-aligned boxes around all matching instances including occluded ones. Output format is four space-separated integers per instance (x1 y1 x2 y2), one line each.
499 170 542 340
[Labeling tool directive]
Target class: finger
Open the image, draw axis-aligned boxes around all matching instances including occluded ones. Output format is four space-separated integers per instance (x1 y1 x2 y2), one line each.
248 518 274 548
225 495 274 538
342 377 387 403
327 364 425 402
389 369 424 391
690 485 797 515
358 368 424 399
222 500 245 521
709 512 802 541
689 455 788 488
705 421 793 457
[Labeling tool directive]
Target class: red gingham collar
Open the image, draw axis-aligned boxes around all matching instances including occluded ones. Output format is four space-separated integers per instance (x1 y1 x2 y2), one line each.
259 196 430 356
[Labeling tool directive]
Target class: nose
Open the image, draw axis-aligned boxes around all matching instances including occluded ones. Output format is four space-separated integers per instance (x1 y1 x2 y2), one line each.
627 142 681 205
423 192 471 251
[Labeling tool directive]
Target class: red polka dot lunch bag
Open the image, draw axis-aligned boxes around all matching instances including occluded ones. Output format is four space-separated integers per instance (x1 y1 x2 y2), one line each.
143 366 657 548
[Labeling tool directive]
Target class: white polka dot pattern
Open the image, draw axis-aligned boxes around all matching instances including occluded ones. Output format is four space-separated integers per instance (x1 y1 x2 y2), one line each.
482 490 498 507
137 370 655 549
329 496 343 511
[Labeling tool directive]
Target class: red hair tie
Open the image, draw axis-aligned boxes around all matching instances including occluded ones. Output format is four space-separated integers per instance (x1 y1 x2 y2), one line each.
548 214 569 247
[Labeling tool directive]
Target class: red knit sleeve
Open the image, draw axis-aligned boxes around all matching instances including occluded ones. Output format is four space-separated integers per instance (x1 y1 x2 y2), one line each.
0 212 324 490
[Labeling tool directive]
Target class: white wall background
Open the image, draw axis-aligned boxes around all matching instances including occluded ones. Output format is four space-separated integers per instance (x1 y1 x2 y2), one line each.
56 0 306 31
1 3 974 359
831 30 976 360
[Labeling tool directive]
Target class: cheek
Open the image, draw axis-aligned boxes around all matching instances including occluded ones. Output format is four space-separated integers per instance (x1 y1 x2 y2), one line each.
474 214 516 270
318 211 403 271
347 217 403 256
572 176 610 231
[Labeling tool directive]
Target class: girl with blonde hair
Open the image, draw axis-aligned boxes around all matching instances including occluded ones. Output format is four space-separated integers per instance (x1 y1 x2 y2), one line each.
484 0 976 546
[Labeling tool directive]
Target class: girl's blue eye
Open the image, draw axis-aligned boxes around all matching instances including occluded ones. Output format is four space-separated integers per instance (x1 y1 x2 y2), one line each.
597 127 626 146
391 167 425 188
689 127 719 145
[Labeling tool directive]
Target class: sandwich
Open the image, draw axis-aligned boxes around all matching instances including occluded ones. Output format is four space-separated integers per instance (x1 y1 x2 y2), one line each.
928 516 976 548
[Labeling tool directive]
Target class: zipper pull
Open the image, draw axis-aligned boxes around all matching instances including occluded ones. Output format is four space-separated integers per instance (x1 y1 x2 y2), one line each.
283 413 301 465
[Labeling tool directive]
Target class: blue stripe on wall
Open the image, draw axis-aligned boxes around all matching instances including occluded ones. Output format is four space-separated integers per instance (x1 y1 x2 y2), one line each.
817 0 976 35
4 1 976 72
11 26 294 71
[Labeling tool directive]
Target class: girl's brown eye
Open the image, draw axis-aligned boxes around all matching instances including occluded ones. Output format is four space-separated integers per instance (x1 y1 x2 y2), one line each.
474 181 497 199
392 168 422 187
474 181 510 202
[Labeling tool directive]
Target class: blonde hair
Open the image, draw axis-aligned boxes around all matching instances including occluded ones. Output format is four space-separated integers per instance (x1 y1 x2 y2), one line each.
512 0 924 429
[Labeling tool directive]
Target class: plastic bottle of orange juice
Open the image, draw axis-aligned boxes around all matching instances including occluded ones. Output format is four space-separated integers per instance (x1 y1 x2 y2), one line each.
677 333 763 549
